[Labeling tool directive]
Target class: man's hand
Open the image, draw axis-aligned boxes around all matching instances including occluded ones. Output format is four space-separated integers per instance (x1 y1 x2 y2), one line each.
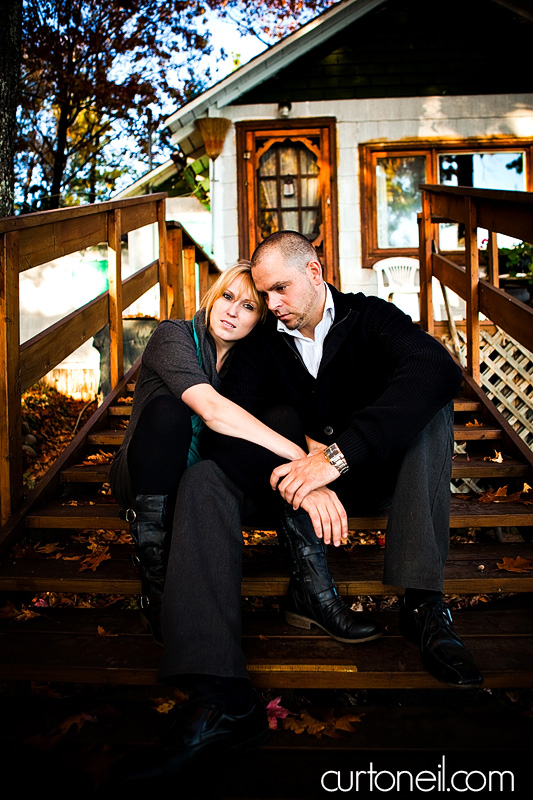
271 450 339 507
300 487 348 546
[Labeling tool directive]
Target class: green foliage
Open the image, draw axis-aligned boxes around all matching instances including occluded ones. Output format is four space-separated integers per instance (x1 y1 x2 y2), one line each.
499 241 533 281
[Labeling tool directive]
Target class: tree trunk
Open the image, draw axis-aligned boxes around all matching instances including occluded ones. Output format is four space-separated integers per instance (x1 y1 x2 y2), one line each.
0 0 22 218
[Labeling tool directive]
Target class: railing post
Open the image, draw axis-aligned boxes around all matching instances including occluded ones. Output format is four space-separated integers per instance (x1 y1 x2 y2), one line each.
157 199 168 320
418 191 434 334
198 260 209 305
107 209 124 389
465 197 480 383
487 230 499 288
183 245 196 320
0 231 23 525
167 224 185 319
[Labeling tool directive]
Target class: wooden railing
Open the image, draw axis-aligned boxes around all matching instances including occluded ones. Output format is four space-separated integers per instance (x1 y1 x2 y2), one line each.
0 195 219 525
419 184 533 382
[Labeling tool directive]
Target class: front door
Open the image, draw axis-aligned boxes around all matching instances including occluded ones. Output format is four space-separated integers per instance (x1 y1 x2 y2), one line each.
236 118 339 286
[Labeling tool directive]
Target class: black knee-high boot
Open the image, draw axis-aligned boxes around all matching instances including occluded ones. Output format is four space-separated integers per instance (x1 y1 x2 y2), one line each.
277 502 382 643
126 494 169 646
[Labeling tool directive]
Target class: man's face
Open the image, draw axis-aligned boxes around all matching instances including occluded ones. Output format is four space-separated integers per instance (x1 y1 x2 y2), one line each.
252 251 324 339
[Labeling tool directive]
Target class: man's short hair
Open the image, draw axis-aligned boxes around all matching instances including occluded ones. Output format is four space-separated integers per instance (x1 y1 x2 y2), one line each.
251 230 320 273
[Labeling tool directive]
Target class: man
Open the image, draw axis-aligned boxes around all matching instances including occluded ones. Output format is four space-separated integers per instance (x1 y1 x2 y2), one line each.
131 230 482 781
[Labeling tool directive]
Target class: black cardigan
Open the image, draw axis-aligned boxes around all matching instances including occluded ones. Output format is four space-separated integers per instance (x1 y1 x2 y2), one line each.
221 285 462 468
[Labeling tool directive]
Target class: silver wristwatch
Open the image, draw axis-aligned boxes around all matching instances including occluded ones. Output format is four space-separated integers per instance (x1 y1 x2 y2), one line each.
323 443 349 474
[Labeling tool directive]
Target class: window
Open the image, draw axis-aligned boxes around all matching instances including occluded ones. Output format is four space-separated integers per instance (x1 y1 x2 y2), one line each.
257 140 321 241
360 139 532 267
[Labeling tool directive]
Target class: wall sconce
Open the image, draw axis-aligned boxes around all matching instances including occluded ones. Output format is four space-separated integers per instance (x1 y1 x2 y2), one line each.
283 176 295 197
278 101 292 118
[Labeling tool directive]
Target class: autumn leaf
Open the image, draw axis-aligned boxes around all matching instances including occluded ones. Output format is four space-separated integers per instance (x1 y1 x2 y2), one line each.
483 450 503 463
496 556 533 573
283 709 326 738
25 712 97 750
97 626 118 637
151 697 176 714
478 485 533 505
283 708 365 739
465 419 483 427
78 546 111 572
266 696 293 730
324 710 365 736
0 600 41 621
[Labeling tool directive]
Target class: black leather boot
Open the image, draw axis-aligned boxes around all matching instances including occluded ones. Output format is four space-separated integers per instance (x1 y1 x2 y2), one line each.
126 494 169 646
399 598 483 687
277 503 382 643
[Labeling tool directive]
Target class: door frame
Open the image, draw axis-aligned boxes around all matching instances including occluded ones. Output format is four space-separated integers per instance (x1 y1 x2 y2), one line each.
236 117 340 287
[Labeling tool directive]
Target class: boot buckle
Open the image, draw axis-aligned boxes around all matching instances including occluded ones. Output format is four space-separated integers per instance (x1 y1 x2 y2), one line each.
125 508 136 523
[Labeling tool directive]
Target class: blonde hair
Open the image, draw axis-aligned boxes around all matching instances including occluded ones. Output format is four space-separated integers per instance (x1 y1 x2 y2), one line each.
200 261 267 324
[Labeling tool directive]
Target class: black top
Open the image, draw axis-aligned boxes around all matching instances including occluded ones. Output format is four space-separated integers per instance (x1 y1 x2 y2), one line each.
220 284 462 468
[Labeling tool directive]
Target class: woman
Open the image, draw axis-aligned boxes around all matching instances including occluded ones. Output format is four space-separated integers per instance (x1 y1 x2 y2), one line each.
109 262 306 642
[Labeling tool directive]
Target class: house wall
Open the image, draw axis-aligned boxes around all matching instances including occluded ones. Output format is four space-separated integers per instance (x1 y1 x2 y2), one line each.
211 93 533 294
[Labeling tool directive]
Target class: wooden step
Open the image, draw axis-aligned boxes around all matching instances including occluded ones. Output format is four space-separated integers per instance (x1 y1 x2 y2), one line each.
453 423 503 440
2 543 533 596
86 424 506 448
24 495 533 531
121 391 483 413
59 453 531 484
109 404 132 416
1 605 532 689
88 429 125 446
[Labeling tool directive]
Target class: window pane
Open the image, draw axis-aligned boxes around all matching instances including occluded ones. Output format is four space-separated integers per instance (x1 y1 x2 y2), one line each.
438 152 526 249
376 156 426 248
258 150 277 177
260 210 279 238
281 210 298 230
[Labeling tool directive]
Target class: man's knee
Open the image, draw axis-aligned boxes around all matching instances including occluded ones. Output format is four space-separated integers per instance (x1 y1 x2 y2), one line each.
177 460 243 504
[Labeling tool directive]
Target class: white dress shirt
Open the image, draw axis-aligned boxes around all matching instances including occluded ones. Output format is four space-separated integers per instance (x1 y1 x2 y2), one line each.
276 283 335 378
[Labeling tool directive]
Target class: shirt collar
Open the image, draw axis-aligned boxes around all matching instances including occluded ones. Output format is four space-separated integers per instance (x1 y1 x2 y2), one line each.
276 283 335 340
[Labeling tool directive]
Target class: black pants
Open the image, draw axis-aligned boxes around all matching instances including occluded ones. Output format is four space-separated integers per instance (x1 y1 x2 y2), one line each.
158 402 454 682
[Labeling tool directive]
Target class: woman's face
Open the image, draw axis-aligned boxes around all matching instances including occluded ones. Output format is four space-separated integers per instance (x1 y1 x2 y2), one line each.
209 276 261 344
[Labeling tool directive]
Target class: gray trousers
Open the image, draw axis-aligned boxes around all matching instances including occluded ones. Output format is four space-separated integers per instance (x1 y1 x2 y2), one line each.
159 402 454 682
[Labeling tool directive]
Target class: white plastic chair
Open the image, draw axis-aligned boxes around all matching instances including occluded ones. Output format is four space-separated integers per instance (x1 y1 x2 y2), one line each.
373 257 421 319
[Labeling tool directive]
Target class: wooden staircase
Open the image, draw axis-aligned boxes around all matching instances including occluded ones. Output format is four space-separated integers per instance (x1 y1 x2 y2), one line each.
2 358 533 689
1 360 533 792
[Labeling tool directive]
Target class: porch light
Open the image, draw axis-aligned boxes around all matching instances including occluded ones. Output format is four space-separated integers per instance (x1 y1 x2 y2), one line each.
283 176 295 197
278 101 292 118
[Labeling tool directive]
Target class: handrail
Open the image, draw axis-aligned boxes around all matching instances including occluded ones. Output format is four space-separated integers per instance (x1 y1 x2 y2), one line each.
0 195 219 525
419 184 533 382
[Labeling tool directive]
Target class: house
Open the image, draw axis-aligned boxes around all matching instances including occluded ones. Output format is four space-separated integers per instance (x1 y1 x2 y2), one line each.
120 0 533 311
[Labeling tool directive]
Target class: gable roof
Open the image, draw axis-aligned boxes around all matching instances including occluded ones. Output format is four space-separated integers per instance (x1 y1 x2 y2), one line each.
165 0 386 152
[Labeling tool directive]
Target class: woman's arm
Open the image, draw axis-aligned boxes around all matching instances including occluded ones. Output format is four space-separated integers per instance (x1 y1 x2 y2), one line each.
181 383 306 462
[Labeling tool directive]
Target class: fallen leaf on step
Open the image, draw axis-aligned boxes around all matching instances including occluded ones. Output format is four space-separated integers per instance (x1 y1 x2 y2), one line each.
266 696 293 730
97 626 118 637
283 708 364 739
465 419 483 427
78 546 111 572
483 450 503 463
25 712 97 750
496 556 533 573
151 697 176 714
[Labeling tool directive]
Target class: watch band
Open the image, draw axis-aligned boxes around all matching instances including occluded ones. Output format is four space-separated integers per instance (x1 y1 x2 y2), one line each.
323 443 349 474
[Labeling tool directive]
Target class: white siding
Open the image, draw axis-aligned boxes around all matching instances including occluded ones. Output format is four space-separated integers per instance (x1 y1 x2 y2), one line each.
211 93 533 294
